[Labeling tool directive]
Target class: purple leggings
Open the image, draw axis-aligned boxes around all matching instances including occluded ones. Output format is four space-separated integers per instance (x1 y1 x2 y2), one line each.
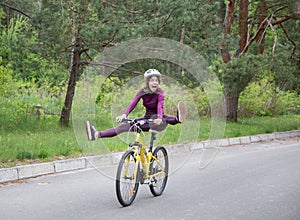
98 115 179 138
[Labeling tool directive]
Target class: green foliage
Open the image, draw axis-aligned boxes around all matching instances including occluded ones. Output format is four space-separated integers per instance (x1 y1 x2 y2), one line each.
0 77 64 132
216 54 266 94
275 90 300 115
1 16 36 78
0 13 68 88
239 71 300 117
0 64 14 97
268 52 299 92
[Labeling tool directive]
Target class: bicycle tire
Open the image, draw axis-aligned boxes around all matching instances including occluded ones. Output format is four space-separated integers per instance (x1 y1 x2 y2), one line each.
149 146 169 196
115 150 140 206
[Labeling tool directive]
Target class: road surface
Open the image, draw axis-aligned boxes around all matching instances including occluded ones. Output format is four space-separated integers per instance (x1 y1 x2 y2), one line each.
1 138 300 220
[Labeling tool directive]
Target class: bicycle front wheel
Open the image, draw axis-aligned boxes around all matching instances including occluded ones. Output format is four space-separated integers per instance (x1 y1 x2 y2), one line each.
116 150 140 207
149 146 169 196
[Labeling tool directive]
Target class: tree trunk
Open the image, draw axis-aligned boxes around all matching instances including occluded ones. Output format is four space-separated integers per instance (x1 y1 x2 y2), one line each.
225 0 247 121
221 0 235 63
60 36 82 126
222 0 240 122
237 0 248 56
255 0 267 54
225 90 239 122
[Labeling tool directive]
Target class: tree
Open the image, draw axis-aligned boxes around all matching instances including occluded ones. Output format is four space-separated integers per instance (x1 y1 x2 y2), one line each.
221 0 299 121
59 0 89 126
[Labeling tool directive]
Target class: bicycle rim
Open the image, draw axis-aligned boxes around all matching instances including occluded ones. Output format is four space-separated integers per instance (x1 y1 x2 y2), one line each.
149 146 169 196
116 150 140 206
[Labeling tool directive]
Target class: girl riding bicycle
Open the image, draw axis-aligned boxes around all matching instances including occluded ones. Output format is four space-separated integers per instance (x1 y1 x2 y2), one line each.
86 68 185 141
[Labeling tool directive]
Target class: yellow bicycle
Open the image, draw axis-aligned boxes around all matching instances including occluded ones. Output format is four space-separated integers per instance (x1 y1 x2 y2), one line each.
115 119 169 207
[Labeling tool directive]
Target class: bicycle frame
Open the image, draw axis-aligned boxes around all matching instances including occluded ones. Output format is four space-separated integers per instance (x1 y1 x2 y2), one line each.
128 131 166 183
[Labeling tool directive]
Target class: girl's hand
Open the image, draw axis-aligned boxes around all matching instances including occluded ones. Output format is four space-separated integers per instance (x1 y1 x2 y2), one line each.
116 114 127 123
154 118 162 125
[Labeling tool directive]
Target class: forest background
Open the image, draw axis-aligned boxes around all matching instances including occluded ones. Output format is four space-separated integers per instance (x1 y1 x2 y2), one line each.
0 0 299 167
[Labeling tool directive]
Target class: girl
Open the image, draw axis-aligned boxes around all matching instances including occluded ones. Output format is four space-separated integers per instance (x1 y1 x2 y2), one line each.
86 69 185 141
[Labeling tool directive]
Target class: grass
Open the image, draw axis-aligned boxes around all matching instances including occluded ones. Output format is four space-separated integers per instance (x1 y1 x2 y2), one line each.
224 115 300 137
0 116 83 168
0 114 299 168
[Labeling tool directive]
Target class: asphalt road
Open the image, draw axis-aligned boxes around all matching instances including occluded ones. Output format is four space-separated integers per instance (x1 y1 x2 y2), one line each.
1 138 300 220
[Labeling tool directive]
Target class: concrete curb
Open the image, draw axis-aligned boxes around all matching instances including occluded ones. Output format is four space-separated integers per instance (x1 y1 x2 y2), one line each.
1 130 299 184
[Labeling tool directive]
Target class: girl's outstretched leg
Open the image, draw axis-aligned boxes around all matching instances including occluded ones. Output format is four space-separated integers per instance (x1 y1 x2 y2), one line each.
86 121 133 140
98 123 132 138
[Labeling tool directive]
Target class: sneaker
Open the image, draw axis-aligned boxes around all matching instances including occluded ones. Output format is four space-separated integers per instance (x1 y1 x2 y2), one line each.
177 101 186 123
86 121 98 141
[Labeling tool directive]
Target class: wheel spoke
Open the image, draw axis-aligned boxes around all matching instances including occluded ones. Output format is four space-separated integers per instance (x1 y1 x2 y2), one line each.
149 147 168 196
116 151 139 206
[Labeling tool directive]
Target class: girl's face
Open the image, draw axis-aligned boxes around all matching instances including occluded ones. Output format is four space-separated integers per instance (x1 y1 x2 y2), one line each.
148 76 160 93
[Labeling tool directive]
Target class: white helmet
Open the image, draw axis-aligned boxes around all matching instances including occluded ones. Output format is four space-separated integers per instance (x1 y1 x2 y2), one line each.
144 69 161 78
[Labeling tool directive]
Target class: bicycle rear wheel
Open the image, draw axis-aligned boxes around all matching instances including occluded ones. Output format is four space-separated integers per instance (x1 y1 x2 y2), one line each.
149 146 169 196
116 150 140 207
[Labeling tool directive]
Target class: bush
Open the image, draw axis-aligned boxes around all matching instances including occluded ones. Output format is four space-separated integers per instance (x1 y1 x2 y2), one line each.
239 71 300 117
0 65 14 97
0 72 65 132
275 90 300 115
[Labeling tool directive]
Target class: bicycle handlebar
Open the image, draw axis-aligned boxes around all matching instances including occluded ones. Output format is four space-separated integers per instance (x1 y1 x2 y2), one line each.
122 118 166 134
121 118 155 125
